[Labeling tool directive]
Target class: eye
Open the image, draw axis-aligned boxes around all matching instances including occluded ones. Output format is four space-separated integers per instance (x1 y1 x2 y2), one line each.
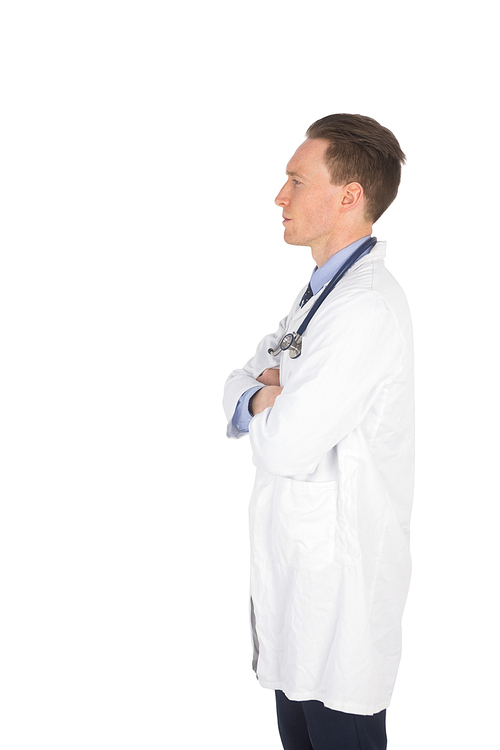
292 179 302 186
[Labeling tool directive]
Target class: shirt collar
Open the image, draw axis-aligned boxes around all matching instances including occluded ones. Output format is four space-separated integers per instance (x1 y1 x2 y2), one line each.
309 235 372 296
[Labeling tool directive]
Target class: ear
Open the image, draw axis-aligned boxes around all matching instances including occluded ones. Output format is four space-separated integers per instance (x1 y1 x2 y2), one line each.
340 182 364 212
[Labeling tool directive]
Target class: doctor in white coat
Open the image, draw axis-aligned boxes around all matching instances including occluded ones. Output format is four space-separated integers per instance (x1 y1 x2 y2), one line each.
223 114 414 750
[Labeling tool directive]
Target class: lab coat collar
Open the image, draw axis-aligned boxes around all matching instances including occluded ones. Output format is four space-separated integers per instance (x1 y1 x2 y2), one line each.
289 240 387 326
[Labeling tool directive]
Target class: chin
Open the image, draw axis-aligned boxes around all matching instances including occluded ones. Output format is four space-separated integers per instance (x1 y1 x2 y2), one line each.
284 235 307 247
283 231 300 246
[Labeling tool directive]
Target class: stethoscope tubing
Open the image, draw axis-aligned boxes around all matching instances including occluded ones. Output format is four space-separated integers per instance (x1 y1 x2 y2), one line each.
296 236 377 338
268 236 377 359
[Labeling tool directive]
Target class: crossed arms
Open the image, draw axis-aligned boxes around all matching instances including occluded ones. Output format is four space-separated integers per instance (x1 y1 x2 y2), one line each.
250 368 283 416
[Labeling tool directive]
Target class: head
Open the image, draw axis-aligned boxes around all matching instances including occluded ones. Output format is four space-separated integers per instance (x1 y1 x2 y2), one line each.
276 138 366 263
305 113 406 224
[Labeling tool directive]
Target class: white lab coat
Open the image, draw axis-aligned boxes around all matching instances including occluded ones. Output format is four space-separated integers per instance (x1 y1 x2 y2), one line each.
223 241 414 715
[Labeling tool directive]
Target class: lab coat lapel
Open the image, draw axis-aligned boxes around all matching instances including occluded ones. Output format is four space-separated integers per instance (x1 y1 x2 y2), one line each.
287 291 316 329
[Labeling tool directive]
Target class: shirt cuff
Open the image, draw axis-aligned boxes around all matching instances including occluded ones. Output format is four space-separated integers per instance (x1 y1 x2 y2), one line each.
232 386 264 433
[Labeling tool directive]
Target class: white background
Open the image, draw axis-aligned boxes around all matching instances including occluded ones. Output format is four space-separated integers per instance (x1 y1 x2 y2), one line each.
1 1 499 747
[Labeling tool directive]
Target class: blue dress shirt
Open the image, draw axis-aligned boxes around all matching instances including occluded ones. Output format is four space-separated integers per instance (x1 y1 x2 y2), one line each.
232 236 373 433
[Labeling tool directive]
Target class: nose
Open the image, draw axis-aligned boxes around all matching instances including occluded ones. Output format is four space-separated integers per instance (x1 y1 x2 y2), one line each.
275 183 290 207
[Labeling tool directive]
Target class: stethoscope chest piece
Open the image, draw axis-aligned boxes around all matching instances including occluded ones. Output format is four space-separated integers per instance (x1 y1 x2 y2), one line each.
268 332 302 359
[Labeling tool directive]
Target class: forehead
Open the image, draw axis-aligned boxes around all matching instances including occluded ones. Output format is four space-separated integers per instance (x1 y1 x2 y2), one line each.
286 138 330 180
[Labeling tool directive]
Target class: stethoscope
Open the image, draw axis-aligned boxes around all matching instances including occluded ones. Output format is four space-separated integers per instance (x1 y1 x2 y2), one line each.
268 236 377 359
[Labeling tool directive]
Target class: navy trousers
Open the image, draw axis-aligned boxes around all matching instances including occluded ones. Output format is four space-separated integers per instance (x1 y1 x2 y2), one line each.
275 691 387 750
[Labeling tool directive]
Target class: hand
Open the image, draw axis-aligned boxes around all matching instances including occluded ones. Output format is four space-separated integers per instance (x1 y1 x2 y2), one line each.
256 368 281 386
250 385 283 416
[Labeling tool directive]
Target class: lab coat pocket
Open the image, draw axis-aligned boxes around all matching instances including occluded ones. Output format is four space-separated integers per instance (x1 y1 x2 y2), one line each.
272 478 338 573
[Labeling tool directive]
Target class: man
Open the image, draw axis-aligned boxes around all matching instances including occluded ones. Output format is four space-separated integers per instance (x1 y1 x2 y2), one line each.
223 114 414 750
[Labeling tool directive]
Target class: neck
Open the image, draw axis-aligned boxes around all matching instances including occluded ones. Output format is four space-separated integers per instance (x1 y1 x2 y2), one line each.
312 225 373 267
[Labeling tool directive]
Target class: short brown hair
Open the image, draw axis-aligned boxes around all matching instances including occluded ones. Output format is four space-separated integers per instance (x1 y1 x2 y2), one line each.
306 114 406 223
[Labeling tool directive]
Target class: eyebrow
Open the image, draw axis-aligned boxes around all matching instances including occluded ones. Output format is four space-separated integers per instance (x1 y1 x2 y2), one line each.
286 170 307 180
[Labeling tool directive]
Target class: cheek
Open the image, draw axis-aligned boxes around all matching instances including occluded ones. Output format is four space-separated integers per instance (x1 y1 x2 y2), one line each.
306 201 333 230
293 192 336 234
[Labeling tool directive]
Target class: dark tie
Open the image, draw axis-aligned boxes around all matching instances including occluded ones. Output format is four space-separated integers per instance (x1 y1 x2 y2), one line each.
299 283 313 308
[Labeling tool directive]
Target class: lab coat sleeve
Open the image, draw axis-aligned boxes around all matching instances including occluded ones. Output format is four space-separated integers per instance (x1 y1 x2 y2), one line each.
249 290 406 476
223 315 288 439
